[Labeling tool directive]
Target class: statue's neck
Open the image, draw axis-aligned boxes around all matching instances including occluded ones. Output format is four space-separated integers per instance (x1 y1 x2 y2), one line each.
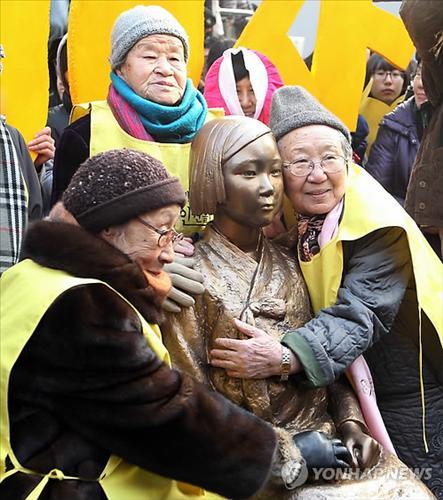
212 213 261 255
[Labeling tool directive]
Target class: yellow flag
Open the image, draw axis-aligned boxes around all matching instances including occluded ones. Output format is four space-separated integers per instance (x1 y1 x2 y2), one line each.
0 0 50 144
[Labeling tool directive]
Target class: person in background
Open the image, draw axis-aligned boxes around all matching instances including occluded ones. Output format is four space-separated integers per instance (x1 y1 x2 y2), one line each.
204 47 283 124
206 37 235 73
360 54 411 152
0 149 280 499
41 34 72 214
350 114 369 165
366 61 433 207
47 34 72 147
400 0 443 263
198 36 235 92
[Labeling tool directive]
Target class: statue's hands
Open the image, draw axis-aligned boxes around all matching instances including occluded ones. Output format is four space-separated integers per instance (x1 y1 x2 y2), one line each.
293 430 352 473
163 256 205 313
339 421 381 469
210 319 284 378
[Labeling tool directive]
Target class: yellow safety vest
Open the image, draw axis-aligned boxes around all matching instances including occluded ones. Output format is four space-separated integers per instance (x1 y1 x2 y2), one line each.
283 162 443 449
359 89 404 154
70 101 224 235
0 259 222 500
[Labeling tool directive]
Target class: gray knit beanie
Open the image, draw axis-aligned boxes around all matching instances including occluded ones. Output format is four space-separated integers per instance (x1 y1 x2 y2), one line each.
110 5 190 69
63 149 186 232
269 86 351 143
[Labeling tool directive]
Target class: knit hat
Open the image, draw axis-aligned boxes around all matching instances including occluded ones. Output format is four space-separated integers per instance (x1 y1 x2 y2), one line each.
110 5 190 69
63 149 186 232
269 86 351 142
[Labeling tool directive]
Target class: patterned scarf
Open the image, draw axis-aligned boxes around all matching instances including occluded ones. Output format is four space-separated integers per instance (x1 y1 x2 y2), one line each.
297 213 327 262
108 72 208 144
0 120 27 273
108 84 154 141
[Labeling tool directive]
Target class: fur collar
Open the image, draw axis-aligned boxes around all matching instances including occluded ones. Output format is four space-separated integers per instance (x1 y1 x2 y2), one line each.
21 221 164 324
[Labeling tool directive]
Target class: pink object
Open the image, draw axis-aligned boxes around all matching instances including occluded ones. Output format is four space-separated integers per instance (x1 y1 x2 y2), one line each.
348 356 397 455
321 200 396 454
319 199 343 249
204 48 284 125
107 84 154 141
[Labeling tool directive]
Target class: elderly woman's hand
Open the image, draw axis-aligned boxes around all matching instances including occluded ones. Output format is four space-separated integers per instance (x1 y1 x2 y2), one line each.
28 126 55 169
173 236 195 257
210 319 301 379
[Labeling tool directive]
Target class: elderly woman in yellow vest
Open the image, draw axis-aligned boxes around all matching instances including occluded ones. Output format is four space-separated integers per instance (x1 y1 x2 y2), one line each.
51 5 222 234
210 87 443 497
162 116 437 499
0 149 282 499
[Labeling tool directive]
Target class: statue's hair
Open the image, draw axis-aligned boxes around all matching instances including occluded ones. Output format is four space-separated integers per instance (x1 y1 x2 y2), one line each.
189 117 272 215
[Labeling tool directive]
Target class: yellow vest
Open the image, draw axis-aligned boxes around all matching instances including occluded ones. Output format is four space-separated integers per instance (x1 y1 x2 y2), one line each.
359 91 404 154
284 163 443 449
0 259 222 500
70 101 224 235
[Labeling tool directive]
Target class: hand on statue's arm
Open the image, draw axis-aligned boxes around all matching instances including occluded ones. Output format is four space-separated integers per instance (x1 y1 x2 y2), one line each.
173 236 195 257
163 254 204 313
210 318 302 379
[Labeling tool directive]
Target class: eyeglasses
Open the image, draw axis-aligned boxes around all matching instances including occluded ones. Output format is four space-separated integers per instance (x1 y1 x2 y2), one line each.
136 217 183 248
373 70 404 81
283 155 347 177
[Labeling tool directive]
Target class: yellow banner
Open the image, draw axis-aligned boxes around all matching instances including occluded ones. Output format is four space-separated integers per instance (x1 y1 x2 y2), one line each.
0 0 50 143
0 0 414 139
237 0 414 130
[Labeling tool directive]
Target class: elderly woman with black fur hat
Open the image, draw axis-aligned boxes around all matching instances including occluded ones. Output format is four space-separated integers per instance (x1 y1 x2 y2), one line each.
0 149 281 500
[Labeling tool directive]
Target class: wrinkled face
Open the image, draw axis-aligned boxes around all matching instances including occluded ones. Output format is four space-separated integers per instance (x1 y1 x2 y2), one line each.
370 67 404 105
117 34 187 105
236 76 256 117
279 125 347 216
217 133 283 227
101 204 180 274
412 64 427 109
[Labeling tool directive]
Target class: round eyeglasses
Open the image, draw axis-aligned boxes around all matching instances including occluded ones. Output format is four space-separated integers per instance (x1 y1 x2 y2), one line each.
283 155 347 177
136 217 184 248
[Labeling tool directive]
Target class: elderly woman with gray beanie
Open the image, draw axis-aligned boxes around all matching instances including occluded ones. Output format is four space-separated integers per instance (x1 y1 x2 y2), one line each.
0 148 280 499
210 87 443 496
51 5 222 235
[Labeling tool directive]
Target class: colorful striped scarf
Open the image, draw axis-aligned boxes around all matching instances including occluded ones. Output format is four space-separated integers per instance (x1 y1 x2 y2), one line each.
108 72 207 144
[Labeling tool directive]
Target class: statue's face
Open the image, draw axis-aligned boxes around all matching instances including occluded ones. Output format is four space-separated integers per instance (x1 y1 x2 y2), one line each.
218 133 283 228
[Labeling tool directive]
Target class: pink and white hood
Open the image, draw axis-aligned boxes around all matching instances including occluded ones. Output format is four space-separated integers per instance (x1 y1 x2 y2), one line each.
204 48 284 125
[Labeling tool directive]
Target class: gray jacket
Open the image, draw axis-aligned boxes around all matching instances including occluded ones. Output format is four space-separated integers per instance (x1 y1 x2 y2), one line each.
282 227 443 495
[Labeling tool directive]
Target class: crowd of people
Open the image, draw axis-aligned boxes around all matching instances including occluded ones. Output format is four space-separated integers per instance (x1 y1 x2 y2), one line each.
1 1 442 499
